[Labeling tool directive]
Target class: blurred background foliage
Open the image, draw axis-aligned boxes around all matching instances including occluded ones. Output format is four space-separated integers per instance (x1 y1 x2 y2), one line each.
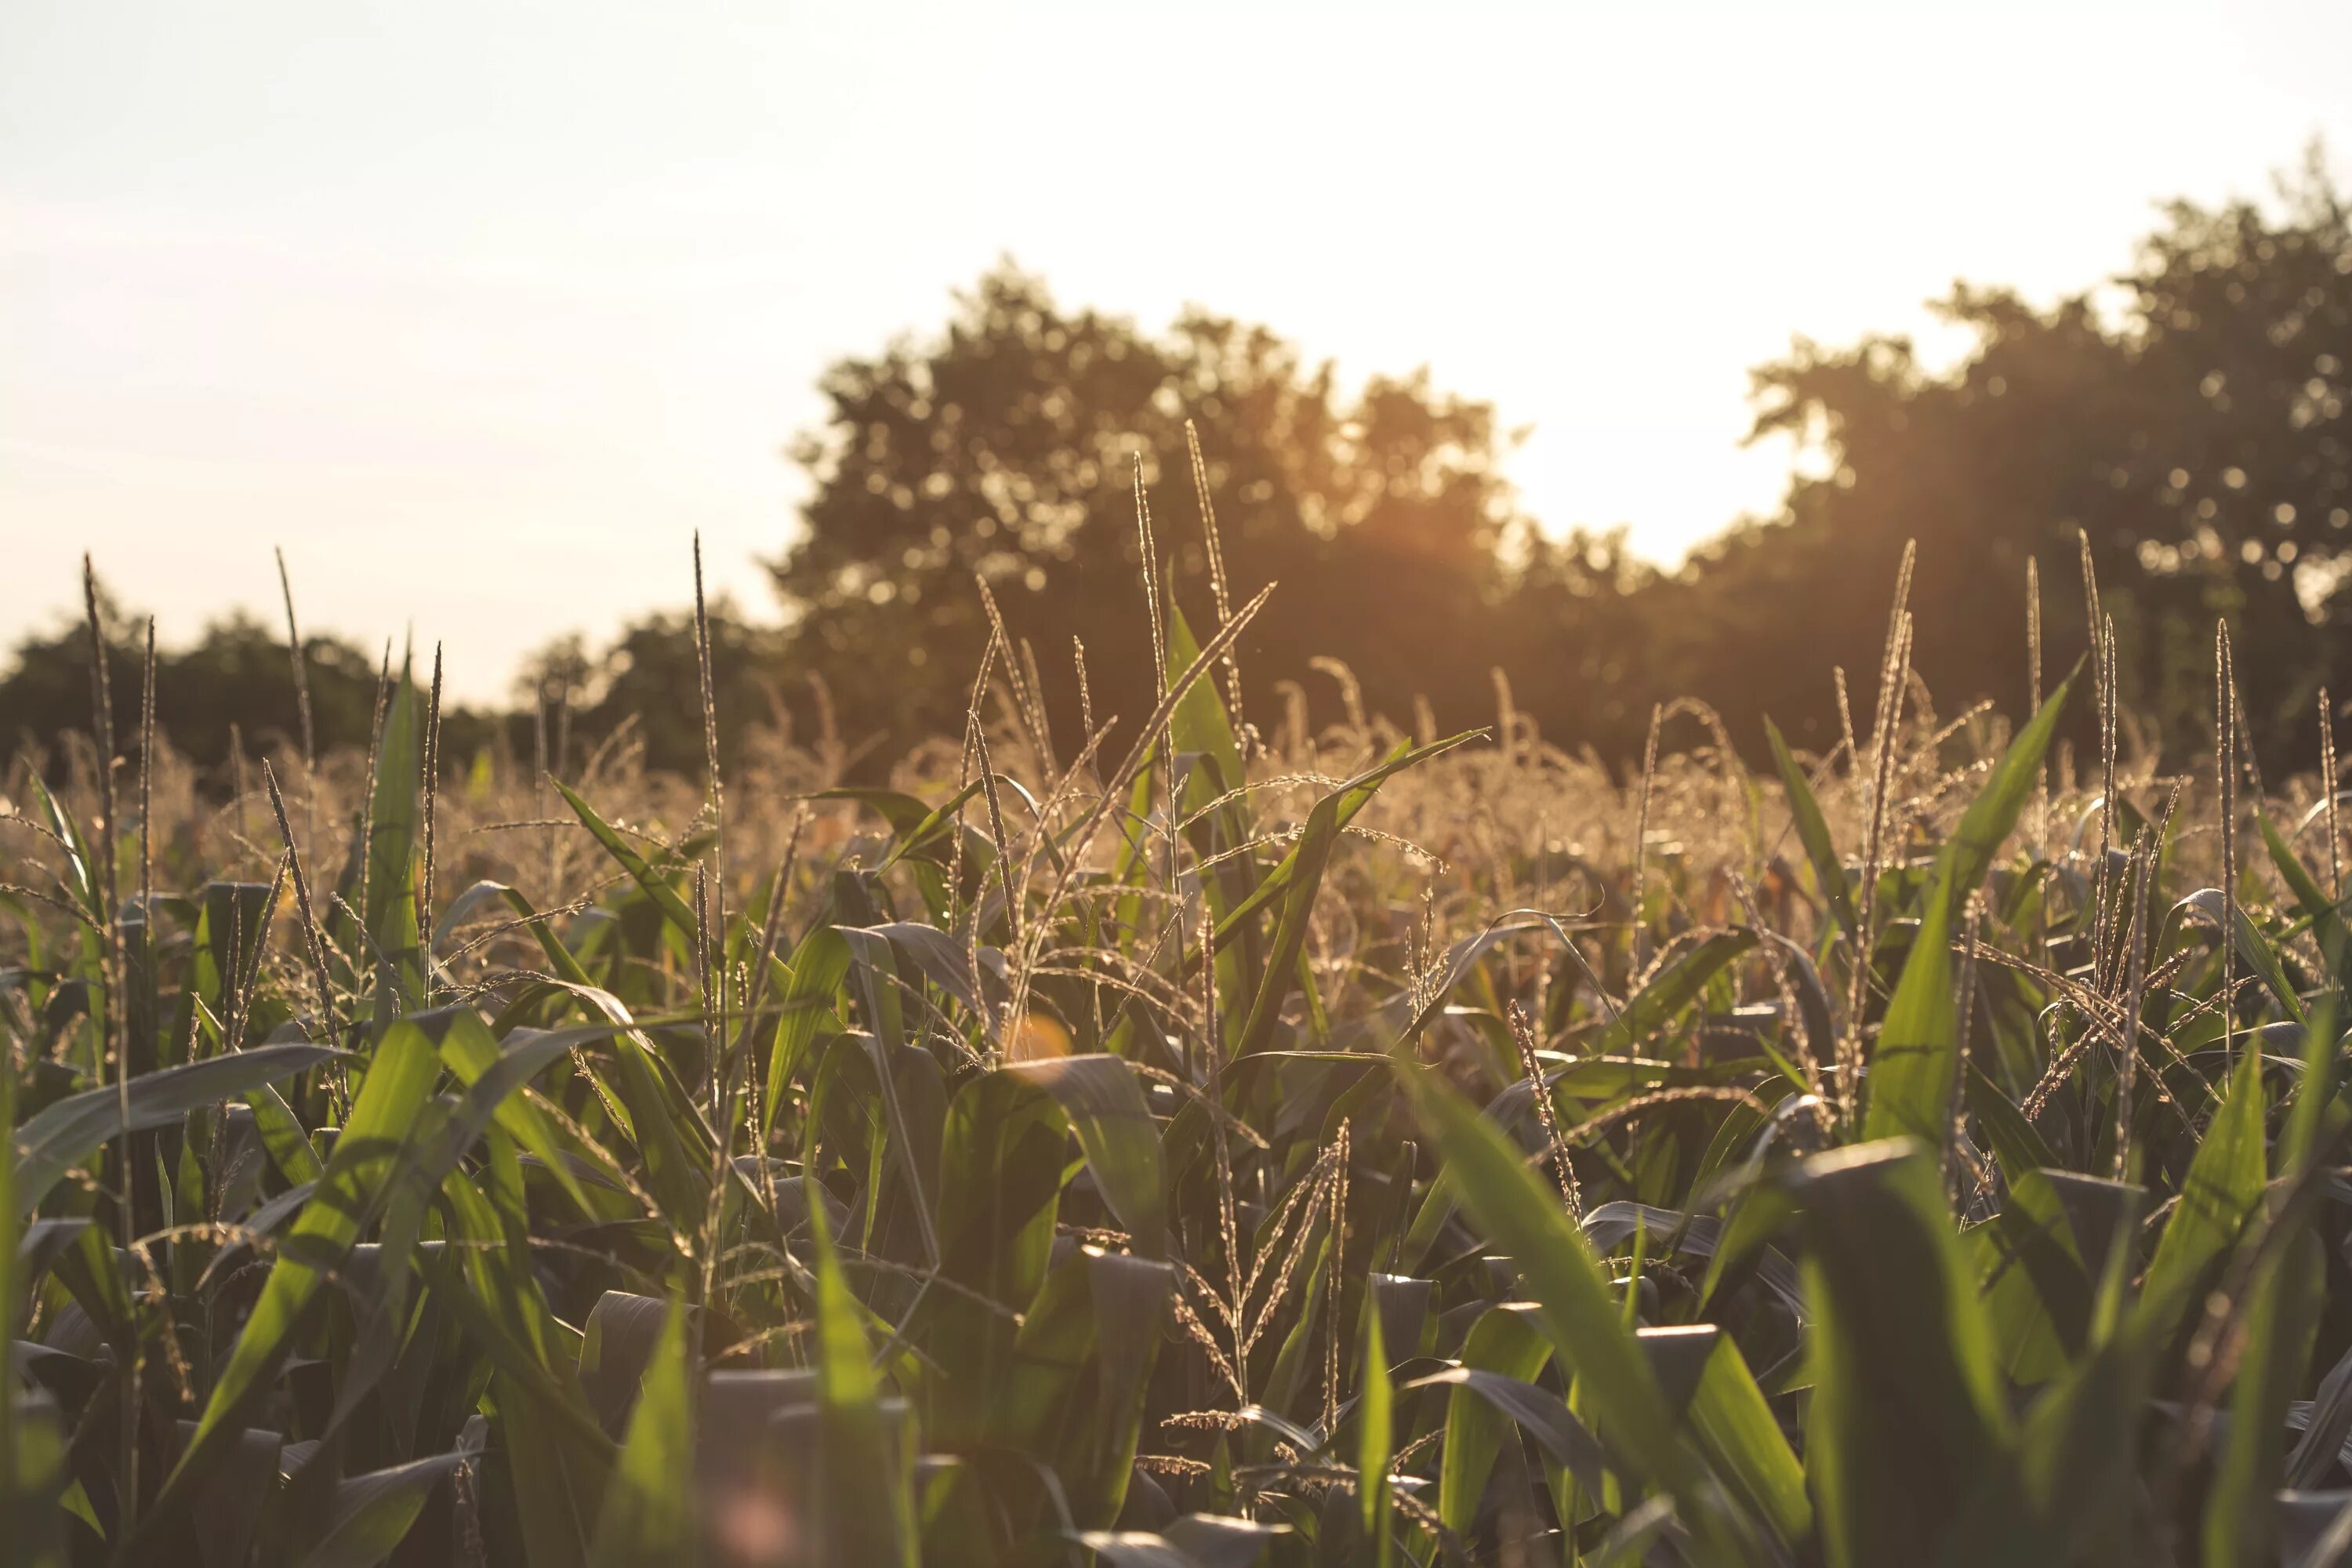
5 161 2347 782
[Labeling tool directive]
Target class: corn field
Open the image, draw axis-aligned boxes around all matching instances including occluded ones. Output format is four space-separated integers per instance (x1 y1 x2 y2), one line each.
9 535 2352 1567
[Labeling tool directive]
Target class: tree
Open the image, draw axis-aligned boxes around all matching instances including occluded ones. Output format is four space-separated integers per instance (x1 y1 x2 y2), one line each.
1 598 398 783
0 586 528 793
1669 154 2352 769
514 604 788 779
769 263 1531 758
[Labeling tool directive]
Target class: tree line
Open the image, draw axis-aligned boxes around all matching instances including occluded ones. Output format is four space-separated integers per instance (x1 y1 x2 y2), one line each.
6 157 2348 784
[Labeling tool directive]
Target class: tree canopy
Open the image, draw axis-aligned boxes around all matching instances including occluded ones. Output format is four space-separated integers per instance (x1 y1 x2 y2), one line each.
765 263 1546 757
1668 154 2350 766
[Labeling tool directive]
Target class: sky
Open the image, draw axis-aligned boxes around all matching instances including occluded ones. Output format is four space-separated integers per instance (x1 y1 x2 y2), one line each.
5 1 2350 702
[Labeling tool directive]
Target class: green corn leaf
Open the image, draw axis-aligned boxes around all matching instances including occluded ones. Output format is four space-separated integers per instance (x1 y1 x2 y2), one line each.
291 1452 466 1568
1394 1058 1755 1561
532 978 715 1232
805 1179 919 1568
151 1010 448 1528
425 1166 612 1568
586 1298 697 1568
2205 1224 2325 1568
2257 809 2352 1000
2207 974 2341 1568
2133 1049 2267 1350
434 1011 591 1212
438 880 602 994
1864 671 2074 1151
1409 1364 1614 1504
23 771 102 927
1232 735 1479 1056
180 1422 284 1568
933 1071 1065 1304
1357 1302 1392 1557
833 927 942 1265
1166 604 1247 811
322 1023 603 1446
2174 887 2307 1024
1766 717 1860 934
916 1071 1068 1444
1075 1515 1293 1567
1789 1140 2014 1568
551 779 700 938
365 655 423 981
815 782 995 877
1953 1319 2154 1567
1214 733 1480 955
1858 881 1958 1148
1005 1054 1167 1257
1940 667 2078 917
1588 928 1760 1055
244 1079 328 1186
0 1062 18 1548
1075 1250 1174 1526
1432 1302 1553 1533
13 1043 345 1214
763 925 851 1139
1681 1330 1810 1550
3 1388 67 1568
992 1246 1097 1453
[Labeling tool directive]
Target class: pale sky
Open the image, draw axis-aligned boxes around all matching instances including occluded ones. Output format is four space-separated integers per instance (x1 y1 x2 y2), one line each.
5 1 2349 702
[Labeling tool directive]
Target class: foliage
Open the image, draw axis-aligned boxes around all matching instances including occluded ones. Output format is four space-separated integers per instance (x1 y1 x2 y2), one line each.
1671 153 2352 769
13 495 2352 1567
768 261 1543 751
0 597 506 789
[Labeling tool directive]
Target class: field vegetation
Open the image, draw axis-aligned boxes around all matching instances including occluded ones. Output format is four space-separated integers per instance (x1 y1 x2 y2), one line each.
10 499 2352 1568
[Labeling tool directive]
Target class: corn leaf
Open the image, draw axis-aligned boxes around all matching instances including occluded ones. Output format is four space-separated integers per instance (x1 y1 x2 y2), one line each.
586 1298 697 1568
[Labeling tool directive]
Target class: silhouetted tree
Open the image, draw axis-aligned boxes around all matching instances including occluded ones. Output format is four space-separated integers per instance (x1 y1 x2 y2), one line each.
768 263 1532 757
1671 155 2351 768
514 604 788 779
0 599 407 784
